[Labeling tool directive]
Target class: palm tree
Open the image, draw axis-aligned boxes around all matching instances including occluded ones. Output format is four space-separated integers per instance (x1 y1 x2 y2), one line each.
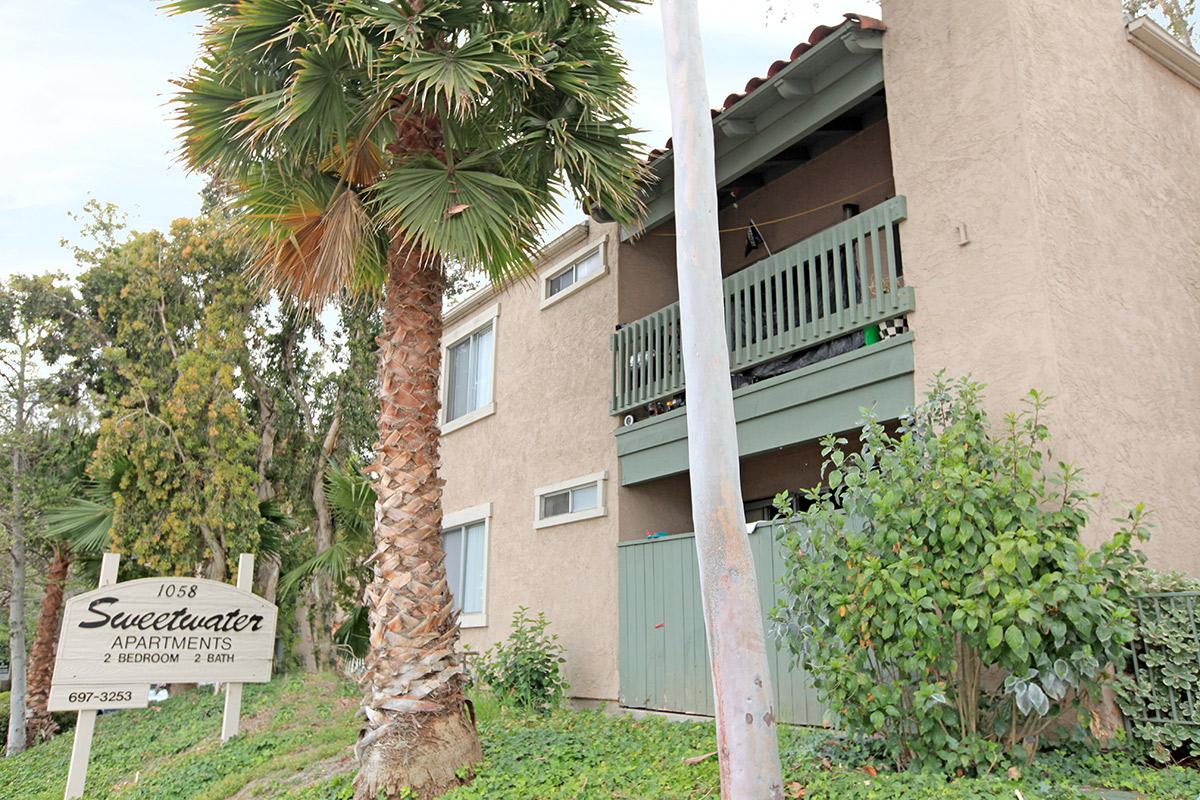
24 460 125 744
170 2 646 795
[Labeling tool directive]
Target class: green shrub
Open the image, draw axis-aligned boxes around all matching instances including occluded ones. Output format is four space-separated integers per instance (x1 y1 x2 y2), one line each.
773 375 1148 774
475 607 567 714
1116 569 1200 762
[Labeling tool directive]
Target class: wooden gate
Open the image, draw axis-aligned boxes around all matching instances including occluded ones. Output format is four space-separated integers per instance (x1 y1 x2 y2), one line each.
617 522 827 725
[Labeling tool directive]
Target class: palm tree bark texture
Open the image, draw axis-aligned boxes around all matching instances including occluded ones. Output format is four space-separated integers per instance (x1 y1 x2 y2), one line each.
25 545 70 746
356 242 481 798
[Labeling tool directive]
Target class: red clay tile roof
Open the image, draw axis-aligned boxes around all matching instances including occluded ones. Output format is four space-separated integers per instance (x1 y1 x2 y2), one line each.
644 12 886 165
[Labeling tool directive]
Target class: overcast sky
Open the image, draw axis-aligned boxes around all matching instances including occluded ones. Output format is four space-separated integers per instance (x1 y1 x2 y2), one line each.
0 0 866 277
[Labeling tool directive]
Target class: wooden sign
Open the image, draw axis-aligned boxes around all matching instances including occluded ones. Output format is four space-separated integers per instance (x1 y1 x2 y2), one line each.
49 576 276 698
47 684 149 713
55 553 276 800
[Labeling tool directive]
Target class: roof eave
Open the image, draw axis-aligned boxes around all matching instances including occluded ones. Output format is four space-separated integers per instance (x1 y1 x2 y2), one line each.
595 19 885 234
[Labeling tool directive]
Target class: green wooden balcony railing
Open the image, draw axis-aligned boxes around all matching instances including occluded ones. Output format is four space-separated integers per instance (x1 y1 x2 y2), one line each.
610 195 914 415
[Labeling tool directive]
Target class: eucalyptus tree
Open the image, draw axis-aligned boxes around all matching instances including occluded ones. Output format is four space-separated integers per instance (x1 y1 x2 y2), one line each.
660 1 783 796
0 274 79 756
171 1 645 794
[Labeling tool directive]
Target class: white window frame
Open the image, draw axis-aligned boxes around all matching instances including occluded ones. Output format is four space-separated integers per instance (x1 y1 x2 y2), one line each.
538 237 609 310
533 471 607 530
443 502 491 628
440 302 500 434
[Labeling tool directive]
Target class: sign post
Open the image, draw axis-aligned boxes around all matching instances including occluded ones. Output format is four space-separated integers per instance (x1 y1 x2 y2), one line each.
51 553 277 799
63 553 120 800
220 553 253 741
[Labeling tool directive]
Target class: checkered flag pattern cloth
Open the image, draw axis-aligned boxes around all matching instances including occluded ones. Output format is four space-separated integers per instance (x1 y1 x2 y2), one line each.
879 316 909 339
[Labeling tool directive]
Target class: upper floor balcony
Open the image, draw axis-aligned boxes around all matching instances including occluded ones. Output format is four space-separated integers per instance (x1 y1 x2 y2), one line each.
611 196 915 485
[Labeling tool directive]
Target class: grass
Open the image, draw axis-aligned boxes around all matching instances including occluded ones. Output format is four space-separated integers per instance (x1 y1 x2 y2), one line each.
2 673 1197 799
0 672 359 799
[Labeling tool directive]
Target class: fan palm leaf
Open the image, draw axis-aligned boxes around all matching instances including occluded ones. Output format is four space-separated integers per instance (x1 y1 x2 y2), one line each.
279 459 375 597
42 498 113 556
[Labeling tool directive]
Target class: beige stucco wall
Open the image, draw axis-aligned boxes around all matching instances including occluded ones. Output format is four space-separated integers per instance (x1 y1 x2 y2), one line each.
882 0 1200 570
439 221 624 700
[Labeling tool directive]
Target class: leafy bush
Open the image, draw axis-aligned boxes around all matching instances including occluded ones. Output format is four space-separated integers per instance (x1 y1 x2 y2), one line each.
772 376 1148 774
1116 569 1200 762
475 607 567 714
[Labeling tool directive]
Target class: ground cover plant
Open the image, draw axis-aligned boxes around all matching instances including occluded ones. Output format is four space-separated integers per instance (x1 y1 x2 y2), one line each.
1 671 1194 799
280 703 1199 800
772 376 1150 774
1117 569 1200 763
0 672 358 799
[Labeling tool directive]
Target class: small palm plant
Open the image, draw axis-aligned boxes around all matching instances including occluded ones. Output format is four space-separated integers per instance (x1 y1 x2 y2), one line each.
171 1 646 795
281 460 377 659
24 458 129 743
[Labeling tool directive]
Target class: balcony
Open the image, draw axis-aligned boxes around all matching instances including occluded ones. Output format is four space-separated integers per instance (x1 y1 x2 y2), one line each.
612 196 915 485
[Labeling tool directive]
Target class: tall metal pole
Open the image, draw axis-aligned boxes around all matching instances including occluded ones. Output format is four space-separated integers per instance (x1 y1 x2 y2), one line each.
659 2 784 797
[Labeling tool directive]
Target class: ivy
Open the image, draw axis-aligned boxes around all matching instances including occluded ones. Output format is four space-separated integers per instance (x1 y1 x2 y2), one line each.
772 375 1149 773
3 672 1197 798
1116 570 1200 762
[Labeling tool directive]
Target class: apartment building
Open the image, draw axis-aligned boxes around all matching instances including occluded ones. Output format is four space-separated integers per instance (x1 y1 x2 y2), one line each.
438 0 1200 720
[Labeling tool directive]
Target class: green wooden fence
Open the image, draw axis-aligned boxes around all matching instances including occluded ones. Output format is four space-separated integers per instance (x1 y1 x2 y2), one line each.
617 522 828 726
611 195 914 415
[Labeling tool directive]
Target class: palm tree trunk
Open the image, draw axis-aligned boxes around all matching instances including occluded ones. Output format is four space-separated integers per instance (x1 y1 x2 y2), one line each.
26 545 70 746
660 1 784 797
355 243 481 800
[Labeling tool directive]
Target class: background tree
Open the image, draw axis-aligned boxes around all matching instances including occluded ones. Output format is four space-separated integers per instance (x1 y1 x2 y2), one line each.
23 423 100 746
1124 0 1198 50
280 458 377 661
172 1 646 794
80 216 263 579
0 275 80 756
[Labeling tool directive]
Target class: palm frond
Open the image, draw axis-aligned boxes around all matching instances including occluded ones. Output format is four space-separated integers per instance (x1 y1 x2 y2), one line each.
324 460 376 542
174 0 651 307
278 538 367 597
372 151 552 285
43 498 112 555
256 497 293 560
42 455 130 555
385 33 535 117
236 169 387 306
333 604 370 657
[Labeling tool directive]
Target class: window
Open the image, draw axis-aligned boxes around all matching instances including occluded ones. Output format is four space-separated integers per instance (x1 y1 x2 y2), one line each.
443 503 490 627
446 323 493 422
440 302 499 433
546 250 602 298
539 239 608 308
534 471 607 529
